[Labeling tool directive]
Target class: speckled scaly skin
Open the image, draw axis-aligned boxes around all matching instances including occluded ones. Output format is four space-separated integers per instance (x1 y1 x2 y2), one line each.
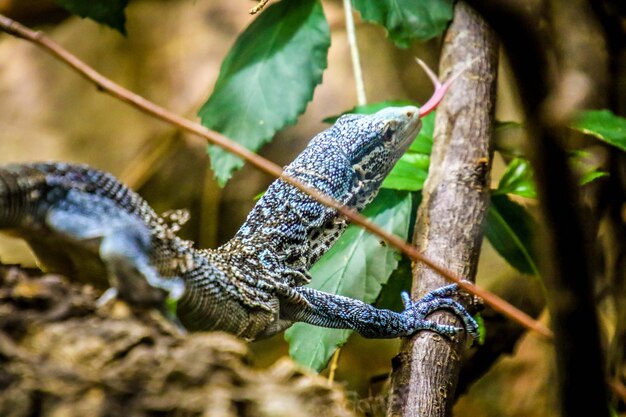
0 106 478 341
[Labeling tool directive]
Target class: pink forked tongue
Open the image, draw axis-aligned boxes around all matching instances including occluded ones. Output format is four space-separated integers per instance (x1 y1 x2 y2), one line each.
416 58 466 117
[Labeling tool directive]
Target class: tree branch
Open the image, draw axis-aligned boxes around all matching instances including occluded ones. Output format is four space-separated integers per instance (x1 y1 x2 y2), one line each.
0 13 551 339
387 4 499 416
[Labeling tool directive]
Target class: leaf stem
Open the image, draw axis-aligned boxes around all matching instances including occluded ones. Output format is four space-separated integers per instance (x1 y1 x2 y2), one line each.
342 0 367 106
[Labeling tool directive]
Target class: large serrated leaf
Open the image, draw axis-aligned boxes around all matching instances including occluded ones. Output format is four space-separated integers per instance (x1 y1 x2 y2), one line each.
285 190 412 371
485 194 539 276
352 0 454 47
55 0 128 34
199 0 330 185
572 110 626 152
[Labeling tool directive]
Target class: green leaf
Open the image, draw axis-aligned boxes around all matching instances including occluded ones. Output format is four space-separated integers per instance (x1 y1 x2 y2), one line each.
580 170 609 185
495 158 537 198
199 0 330 185
352 0 454 47
569 150 609 186
285 189 412 371
572 110 626 152
408 111 435 154
382 153 430 191
497 154 607 198
485 194 540 276
610 405 619 417
382 111 435 191
55 0 128 34
374 256 412 312
475 313 486 345
494 120 523 131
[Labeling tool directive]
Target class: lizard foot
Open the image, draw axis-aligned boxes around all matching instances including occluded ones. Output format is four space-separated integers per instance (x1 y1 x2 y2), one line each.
400 286 479 342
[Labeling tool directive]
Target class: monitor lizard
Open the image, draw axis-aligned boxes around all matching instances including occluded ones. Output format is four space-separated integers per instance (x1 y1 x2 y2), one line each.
0 85 478 342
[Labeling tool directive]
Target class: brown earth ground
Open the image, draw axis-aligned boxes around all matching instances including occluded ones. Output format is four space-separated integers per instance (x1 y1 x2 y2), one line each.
0 265 355 417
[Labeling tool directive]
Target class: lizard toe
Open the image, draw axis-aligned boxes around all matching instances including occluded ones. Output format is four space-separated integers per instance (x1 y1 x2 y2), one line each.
402 291 479 342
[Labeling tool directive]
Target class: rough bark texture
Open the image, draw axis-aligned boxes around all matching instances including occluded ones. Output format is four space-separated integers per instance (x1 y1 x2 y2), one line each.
387 4 498 417
0 266 355 417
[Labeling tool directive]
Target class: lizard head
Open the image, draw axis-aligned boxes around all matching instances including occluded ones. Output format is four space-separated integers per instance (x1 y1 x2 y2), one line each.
331 59 463 190
333 106 422 187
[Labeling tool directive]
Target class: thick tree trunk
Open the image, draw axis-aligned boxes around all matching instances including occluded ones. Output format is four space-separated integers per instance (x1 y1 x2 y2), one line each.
387 3 498 416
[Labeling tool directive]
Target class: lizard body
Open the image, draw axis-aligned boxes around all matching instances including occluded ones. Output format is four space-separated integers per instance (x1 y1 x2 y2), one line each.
0 106 478 341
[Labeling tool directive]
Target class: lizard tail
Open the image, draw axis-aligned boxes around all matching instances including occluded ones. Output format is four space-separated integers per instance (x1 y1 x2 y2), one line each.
0 164 47 228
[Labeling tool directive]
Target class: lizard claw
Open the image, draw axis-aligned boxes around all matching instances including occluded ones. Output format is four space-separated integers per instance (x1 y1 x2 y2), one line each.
400 286 479 342
95 287 119 308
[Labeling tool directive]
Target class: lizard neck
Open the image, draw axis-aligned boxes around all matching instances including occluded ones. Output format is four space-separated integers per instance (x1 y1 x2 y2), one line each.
218 137 382 285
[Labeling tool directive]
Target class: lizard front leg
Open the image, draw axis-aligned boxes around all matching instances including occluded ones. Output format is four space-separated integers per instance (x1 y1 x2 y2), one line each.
45 189 184 306
280 284 479 340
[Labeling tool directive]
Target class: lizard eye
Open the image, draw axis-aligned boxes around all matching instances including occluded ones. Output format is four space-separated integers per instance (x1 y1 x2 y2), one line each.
383 124 396 142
